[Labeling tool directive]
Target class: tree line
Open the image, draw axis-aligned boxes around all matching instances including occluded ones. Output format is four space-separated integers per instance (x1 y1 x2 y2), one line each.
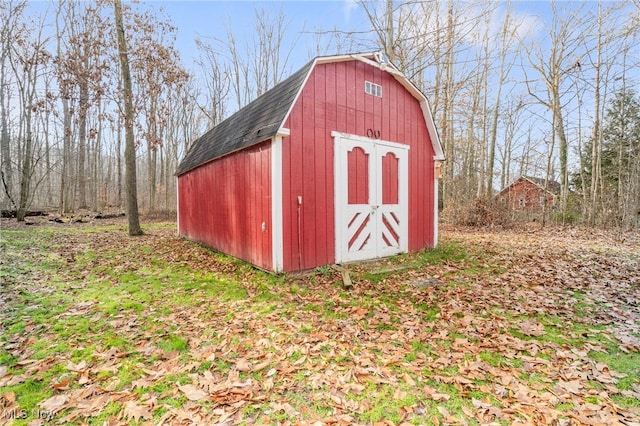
1 0 639 230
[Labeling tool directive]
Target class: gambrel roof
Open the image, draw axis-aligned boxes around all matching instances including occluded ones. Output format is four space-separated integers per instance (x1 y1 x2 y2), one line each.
176 52 444 176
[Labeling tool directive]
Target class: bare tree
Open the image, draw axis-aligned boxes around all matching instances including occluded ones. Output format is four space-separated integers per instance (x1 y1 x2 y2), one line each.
522 1 586 212
0 0 26 211
486 1 520 197
195 37 230 127
8 5 51 221
114 0 142 235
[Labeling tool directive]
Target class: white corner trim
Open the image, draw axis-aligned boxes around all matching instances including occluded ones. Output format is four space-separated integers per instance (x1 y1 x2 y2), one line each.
176 176 180 234
333 133 345 264
420 100 445 161
434 175 439 247
271 136 284 272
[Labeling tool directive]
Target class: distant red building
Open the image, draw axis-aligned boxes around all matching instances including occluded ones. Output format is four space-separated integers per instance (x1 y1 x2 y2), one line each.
176 52 445 272
496 176 560 214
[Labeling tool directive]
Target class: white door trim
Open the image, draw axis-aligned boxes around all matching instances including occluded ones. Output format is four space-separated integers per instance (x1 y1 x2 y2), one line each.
333 131 409 264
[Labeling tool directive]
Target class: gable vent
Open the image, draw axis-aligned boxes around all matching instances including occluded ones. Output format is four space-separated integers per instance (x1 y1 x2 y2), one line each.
365 81 382 97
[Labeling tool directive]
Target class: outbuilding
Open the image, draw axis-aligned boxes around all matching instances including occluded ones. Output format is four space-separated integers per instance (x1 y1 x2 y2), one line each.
496 175 560 215
176 52 445 272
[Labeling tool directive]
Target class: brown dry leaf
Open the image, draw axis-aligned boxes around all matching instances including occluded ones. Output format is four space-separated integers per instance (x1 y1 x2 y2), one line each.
1 391 17 404
270 401 298 417
178 384 209 401
266 367 277 377
131 377 153 389
423 385 450 402
402 372 416 386
252 360 270 372
555 379 582 395
1 373 26 386
38 394 68 413
393 387 407 400
262 377 275 391
77 370 90 385
472 397 492 409
52 376 70 391
66 360 88 372
122 400 152 422
235 358 251 372
519 320 545 336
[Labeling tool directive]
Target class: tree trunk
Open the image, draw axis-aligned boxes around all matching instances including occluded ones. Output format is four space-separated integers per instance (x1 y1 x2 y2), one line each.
486 2 514 197
17 110 32 221
588 3 604 226
116 117 122 208
114 0 142 235
0 56 11 205
77 80 88 209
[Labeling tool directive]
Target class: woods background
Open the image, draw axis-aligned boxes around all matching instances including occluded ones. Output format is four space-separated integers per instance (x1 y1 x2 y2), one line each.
1 0 639 228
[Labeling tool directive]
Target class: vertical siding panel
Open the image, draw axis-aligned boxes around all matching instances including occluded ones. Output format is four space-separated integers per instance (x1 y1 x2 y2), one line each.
372 68 381 134
380 71 389 141
325 64 336 265
347 61 357 135
314 65 329 266
413 102 423 248
301 77 316 269
177 142 272 270
389 75 397 142
336 62 348 133
263 146 272 267
355 62 365 135
281 133 294 271
285 97 303 270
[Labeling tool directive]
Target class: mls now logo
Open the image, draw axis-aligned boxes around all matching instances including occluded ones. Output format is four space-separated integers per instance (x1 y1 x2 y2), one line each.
2 408 55 421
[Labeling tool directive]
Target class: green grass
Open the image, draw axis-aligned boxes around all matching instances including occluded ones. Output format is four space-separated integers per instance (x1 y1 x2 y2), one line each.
158 335 189 353
1 222 639 424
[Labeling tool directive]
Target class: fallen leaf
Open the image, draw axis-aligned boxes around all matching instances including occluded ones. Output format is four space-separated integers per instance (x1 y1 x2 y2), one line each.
472 397 492 409
519 320 545 336
235 358 251 372
66 360 88 372
266 367 277 377
39 394 68 413
179 384 209 401
122 400 152 421
555 380 582 395
77 370 90 385
252 360 270 371
402 373 416 386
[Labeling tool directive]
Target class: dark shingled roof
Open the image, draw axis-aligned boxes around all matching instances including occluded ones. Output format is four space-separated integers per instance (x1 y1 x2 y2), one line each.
497 175 562 196
522 176 562 194
176 59 314 176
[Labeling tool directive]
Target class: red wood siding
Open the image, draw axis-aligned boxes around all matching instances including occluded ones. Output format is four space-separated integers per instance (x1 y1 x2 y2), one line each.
178 141 272 270
281 60 436 271
348 147 369 205
382 152 399 205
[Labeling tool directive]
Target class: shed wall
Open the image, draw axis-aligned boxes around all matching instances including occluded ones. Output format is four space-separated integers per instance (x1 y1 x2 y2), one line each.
499 179 556 212
177 141 273 270
281 60 436 271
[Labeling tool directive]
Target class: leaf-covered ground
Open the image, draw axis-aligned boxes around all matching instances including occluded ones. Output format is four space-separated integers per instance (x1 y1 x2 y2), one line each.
0 219 638 425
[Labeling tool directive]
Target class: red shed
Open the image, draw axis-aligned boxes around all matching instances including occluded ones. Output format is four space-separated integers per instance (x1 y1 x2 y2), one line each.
496 176 560 214
176 52 445 272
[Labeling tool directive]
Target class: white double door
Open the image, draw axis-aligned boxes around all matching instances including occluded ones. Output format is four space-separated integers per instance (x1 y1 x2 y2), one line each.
333 132 409 263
